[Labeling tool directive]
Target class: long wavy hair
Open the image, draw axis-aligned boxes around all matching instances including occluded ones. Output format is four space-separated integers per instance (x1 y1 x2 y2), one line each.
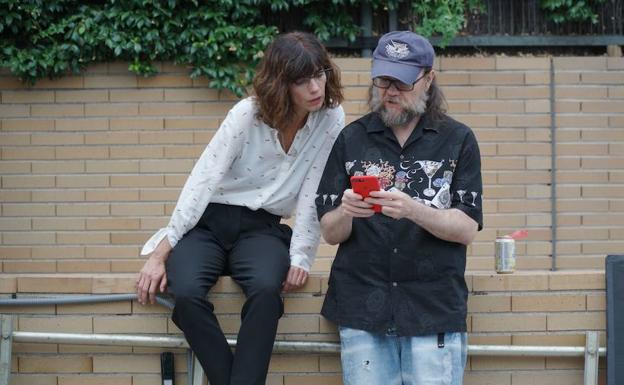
253 32 343 132
425 75 448 121
368 69 448 121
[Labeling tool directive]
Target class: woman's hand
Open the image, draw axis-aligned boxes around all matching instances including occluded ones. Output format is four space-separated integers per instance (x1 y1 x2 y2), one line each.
282 266 309 292
136 239 172 305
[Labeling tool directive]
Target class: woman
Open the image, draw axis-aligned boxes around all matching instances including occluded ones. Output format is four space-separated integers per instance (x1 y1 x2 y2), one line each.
135 32 344 385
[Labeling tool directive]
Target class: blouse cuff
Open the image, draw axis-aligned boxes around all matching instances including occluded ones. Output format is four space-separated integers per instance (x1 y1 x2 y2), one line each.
289 252 312 272
140 228 179 256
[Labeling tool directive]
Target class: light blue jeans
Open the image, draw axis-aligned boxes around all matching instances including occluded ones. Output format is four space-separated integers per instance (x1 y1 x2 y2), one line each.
339 326 467 385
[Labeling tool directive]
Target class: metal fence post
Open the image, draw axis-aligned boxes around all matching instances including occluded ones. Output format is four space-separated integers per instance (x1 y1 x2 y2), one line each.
388 8 398 31
0 315 14 385
584 331 599 385
360 2 372 57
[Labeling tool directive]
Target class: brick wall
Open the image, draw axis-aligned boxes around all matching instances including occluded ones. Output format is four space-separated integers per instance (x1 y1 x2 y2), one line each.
1 56 622 384
1 57 623 273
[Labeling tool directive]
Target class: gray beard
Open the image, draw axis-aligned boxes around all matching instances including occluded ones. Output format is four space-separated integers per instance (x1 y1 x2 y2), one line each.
371 90 429 128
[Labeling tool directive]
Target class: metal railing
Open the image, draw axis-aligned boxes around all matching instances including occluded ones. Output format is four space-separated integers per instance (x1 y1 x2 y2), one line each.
0 314 605 385
0 293 607 385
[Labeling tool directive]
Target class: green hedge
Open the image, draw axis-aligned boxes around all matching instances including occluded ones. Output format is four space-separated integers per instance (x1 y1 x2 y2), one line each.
1 1 279 96
0 0 603 96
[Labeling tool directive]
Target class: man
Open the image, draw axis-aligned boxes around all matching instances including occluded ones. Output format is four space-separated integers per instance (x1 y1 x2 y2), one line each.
315 31 483 385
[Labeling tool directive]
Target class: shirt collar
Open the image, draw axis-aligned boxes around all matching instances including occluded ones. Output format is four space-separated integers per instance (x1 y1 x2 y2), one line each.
298 109 319 134
417 113 439 133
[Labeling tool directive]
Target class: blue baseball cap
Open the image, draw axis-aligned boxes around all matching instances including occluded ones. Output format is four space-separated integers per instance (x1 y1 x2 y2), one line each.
371 31 435 85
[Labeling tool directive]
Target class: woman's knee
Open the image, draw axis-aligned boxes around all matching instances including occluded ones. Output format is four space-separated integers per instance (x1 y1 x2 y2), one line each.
247 278 282 300
169 281 208 309
242 280 284 318
171 290 215 329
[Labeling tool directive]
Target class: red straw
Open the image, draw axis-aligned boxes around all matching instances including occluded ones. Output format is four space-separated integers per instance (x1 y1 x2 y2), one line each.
509 229 528 240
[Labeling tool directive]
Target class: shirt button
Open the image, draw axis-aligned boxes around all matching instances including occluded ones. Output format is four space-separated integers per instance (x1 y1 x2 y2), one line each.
392 282 398 287
393 248 398 253
400 155 404 159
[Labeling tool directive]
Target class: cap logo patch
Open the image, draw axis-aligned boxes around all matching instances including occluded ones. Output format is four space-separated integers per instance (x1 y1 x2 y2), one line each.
385 40 409 59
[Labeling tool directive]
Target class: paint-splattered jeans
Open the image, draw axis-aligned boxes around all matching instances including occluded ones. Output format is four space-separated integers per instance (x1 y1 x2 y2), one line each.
339 326 467 385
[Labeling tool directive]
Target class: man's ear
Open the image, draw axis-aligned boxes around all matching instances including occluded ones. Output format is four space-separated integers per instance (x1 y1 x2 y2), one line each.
426 69 436 90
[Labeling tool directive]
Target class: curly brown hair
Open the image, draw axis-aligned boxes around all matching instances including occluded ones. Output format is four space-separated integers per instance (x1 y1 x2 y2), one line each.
253 32 343 132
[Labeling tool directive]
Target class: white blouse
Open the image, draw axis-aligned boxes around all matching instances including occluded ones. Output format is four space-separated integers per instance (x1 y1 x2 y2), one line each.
141 97 345 271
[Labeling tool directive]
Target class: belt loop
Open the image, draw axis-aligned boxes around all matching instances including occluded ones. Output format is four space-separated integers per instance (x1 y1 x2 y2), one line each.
437 332 445 348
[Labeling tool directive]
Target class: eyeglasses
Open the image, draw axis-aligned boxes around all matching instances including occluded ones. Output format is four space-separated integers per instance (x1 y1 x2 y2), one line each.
293 68 332 87
372 72 428 92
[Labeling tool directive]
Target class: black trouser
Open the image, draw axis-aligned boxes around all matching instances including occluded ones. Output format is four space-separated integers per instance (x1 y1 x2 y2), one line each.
166 203 291 385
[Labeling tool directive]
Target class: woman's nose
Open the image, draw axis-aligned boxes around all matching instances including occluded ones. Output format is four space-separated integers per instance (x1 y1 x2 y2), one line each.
308 78 322 92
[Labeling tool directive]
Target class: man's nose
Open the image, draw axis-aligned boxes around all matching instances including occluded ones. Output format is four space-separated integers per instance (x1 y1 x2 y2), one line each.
386 82 401 95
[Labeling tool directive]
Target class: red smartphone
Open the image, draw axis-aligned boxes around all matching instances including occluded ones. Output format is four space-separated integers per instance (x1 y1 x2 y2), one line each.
350 175 382 213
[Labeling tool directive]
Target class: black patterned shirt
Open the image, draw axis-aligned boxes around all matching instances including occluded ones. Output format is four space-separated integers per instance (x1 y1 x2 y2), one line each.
316 111 483 336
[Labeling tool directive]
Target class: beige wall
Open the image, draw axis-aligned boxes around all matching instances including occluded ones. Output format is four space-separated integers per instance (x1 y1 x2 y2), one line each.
1 56 622 384
1 57 623 273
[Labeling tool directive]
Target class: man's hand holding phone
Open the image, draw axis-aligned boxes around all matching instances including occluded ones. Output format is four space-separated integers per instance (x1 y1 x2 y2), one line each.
341 175 381 218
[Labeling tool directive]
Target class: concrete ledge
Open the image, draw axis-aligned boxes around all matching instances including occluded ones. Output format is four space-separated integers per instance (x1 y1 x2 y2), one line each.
0 270 605 294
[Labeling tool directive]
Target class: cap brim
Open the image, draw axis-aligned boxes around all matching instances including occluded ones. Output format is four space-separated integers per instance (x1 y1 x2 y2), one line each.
371 59 423 85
